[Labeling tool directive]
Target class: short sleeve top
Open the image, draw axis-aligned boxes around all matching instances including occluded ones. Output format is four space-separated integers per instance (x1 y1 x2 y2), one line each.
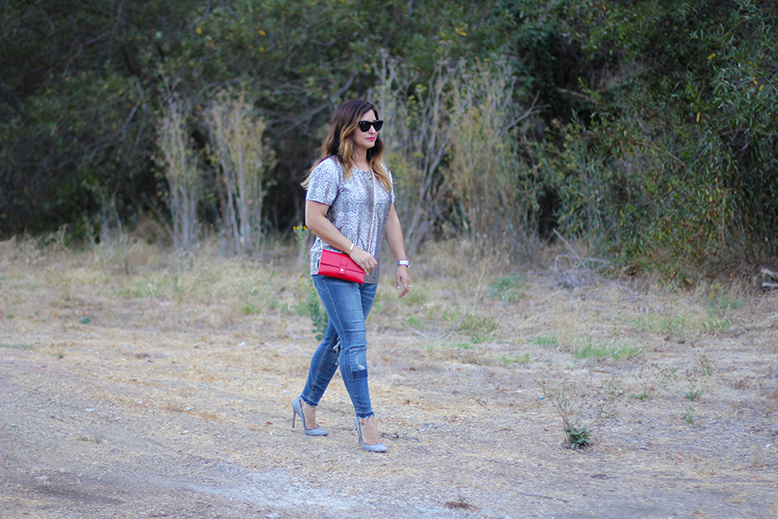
306 156 395 284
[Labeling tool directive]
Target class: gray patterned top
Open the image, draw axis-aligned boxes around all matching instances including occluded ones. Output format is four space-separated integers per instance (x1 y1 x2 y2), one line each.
306 156 395 284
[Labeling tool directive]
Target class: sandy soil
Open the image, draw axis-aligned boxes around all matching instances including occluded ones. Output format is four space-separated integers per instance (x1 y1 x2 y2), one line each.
1 242 777 518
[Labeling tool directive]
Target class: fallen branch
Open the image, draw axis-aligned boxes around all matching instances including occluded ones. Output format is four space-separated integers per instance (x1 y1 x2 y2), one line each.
552 230 611 271
554 253 611 271
761 267 778 280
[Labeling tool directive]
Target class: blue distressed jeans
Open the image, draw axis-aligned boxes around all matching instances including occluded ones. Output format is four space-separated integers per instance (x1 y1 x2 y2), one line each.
300 275 378 418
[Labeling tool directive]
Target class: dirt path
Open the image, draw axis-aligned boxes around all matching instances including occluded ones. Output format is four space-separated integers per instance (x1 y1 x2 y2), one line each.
2 255 778 518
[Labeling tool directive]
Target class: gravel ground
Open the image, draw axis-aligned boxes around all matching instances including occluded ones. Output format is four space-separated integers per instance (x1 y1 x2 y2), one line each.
2 246 777 518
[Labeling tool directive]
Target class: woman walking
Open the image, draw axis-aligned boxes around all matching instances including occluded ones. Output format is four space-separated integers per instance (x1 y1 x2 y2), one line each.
292 99 411 452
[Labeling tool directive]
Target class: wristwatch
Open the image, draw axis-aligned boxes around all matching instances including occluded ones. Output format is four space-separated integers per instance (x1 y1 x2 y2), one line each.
396 260 410 268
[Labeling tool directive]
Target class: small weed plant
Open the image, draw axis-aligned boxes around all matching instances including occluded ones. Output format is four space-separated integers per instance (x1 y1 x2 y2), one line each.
537 378 592 450
683 404 695 424
683 355 713 402
443 309 499 343
629 363 679 401
528 335 558 347
564 426 591 450
488 274 526 303
501 353 531 366
537 369 630 449
633 313 690 339
700 319 731 334
294 226 328 340
1 343 36 350
703 283 745 318
566 337 643 361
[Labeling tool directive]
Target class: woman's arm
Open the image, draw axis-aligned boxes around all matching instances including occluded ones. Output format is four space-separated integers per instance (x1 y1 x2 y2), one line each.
385 204 411 297
305 200 377 274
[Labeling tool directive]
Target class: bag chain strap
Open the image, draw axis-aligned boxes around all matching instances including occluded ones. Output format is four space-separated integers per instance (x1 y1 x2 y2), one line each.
366 169 376 256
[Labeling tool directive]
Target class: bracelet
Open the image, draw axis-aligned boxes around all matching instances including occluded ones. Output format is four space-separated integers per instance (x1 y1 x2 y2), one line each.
396 259 410 268
348 242 355 254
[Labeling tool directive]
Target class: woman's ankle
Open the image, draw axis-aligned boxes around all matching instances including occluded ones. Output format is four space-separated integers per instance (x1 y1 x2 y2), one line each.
301 400 318 428
358 415 381 444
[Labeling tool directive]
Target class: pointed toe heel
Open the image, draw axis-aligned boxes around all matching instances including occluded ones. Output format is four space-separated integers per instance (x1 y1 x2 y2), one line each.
355 417 387 453
292 396 329 436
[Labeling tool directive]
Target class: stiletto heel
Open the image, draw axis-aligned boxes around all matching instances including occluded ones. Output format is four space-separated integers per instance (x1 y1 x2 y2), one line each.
355 417 387 453
292 396 329 436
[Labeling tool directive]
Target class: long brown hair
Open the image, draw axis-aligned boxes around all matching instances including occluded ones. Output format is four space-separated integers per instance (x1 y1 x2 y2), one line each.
302 100 391 191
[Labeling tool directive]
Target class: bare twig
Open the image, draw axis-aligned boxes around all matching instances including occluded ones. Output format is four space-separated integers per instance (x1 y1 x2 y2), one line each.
553 229 581 266
401 322 461 340
515 492 571 504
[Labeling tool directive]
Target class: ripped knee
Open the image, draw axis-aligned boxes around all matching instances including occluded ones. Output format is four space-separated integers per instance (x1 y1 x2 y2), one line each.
345 346 368 380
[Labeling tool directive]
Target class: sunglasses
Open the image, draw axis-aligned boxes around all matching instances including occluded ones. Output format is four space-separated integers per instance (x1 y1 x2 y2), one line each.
357 120 383 132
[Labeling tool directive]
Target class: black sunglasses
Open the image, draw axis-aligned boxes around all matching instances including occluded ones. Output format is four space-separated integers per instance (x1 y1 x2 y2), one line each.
357 120 383 132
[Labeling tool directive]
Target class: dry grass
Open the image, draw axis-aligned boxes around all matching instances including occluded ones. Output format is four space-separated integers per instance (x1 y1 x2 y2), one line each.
1 235 777 518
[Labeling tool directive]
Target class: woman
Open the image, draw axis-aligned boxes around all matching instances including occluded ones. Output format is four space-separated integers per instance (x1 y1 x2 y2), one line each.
292 99 411 452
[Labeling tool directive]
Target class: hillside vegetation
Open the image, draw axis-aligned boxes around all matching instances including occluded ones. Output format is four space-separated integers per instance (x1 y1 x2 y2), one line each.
2 0 776 280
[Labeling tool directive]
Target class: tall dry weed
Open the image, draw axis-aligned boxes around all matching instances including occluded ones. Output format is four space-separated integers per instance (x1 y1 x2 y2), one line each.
205 87 274 256
447 59 539 257
157 96 201 251
371 55 541 261
370 51 468 253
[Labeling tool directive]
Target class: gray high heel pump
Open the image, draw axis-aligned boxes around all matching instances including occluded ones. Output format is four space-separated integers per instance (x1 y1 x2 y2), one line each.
355 416 387 453
292 396 329 436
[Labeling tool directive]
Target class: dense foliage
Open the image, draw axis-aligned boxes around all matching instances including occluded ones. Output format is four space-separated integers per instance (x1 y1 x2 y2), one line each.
544 0 778 278
1 0 776 279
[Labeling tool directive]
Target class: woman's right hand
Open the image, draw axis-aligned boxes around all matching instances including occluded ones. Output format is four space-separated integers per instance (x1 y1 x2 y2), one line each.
349 246 377 274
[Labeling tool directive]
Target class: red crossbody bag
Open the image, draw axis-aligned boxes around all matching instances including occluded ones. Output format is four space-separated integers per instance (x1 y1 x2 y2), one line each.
317 169 376 284
318 250 365 284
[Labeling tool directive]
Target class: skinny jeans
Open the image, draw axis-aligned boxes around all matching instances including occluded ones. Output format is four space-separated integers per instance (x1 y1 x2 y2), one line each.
300 275 378 418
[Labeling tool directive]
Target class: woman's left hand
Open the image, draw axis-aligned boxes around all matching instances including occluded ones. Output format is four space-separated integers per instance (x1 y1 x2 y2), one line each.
349 246 377 274
396 266 411 298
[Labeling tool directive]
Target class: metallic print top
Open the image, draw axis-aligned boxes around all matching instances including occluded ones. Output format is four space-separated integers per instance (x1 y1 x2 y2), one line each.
306 156 395 284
